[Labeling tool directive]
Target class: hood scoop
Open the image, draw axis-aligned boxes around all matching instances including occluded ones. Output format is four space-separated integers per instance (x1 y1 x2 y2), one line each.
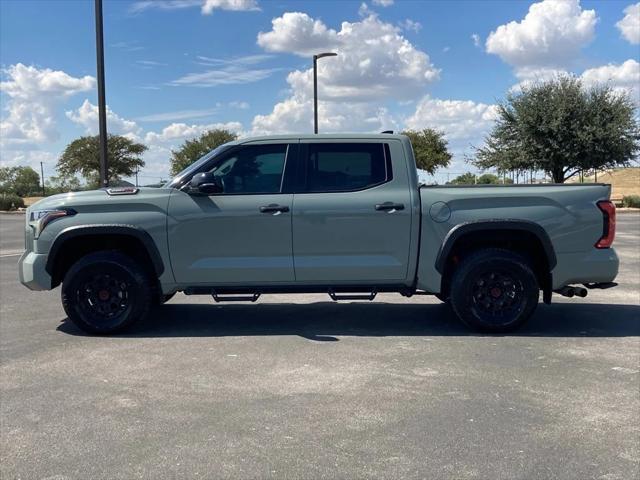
106 187 139 196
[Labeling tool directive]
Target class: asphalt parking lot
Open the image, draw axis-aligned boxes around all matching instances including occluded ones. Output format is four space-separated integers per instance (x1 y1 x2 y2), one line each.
1 212 638 480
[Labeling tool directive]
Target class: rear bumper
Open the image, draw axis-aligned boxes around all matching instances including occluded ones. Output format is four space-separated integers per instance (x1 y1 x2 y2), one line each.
18 251 51 291
551 248 619 290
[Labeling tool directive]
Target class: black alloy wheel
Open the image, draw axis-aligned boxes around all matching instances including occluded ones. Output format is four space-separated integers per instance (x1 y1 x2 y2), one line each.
62 251 152 334
449 248 539 333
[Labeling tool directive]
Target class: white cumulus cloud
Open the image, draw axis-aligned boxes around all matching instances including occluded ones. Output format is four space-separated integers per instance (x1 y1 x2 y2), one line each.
616 3 640 44
252 11 438 135
486 0 597 73
129 0 259 15
405 96 498 149
144 121 244 144
202 0 259 14
0 64 94 146
580 59 640 103
257 12 341 57
66 99 141 137
372 0 394 6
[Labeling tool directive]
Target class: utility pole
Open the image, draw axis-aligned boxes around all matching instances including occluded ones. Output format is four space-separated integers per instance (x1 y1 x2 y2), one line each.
40 161 45 196
95 0 108 187
313 52 337 134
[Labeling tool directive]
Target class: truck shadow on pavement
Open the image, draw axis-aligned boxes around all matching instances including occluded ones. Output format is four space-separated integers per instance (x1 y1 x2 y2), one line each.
57 302 640 339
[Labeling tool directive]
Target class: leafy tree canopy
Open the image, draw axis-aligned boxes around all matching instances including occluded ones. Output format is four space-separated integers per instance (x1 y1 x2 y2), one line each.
0 166 40 197
402 129 452 174
447 172 512 185
477 173 498 184
474 75 640 183
448 172 478 185
57 135 146 188
170 129 238 176
46 175 83 195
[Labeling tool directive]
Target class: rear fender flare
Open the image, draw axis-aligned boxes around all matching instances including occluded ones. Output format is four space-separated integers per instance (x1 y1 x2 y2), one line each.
434 219 557 274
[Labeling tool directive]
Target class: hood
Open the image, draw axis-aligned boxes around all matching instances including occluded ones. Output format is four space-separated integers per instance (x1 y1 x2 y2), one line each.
28 187 171 211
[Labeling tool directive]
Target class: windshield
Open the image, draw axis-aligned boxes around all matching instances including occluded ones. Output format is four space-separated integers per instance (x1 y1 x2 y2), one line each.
164 143 233 188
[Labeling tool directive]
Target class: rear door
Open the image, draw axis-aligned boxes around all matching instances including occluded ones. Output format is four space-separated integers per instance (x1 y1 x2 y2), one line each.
292 140 413 283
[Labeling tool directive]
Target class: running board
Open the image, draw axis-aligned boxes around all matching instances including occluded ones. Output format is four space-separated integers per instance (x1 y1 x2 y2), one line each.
328 290 377 301
212 292 260 303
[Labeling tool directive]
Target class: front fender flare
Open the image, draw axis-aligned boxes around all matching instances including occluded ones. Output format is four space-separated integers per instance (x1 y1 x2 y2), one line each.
45 224 165 277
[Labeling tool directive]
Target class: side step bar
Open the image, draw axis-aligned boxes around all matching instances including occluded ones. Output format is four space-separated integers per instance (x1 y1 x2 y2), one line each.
212 292 260 303
328 290 377 301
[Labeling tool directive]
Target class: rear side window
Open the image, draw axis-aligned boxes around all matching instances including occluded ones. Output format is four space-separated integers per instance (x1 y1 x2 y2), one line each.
304 143 391 193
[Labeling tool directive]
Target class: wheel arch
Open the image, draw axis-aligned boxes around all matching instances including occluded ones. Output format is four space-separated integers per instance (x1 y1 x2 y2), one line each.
435 220 556 303
46 225 164 288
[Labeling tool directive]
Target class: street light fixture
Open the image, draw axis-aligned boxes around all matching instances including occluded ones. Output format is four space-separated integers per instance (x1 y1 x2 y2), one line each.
313 52 337 134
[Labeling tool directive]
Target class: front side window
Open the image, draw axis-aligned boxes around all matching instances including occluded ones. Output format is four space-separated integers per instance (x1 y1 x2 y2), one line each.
304 143 390 193
165 143 233 188
210 144 288 194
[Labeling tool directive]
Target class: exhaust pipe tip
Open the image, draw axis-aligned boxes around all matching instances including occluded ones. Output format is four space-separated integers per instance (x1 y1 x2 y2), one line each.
555 286 588 298
574 287 588 298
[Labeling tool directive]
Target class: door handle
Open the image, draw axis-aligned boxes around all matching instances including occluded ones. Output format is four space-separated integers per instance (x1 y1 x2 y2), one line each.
375 202 405 212
259 204 290 214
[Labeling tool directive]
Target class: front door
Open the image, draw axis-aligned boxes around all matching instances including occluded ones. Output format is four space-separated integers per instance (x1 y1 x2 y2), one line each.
292 140 413 283
167 143 295 285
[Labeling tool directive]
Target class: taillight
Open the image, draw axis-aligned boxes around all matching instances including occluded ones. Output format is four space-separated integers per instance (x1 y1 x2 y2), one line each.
595 200 616 248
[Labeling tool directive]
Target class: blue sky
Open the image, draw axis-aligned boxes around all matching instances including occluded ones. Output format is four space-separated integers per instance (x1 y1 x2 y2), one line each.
1 0 638 184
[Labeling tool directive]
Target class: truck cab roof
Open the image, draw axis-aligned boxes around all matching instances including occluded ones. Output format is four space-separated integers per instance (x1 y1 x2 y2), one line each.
232 133 408 144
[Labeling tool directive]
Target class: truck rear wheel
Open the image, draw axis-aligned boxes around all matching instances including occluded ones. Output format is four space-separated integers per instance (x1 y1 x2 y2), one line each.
449 248 539 333
61 251 152 335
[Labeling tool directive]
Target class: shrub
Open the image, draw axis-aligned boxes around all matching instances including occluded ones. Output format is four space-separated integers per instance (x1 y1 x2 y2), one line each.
622 195 640 208
0 193 25 211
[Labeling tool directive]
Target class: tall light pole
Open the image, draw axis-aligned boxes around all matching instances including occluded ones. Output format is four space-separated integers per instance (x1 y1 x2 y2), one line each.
313 52 337 134
40 161 45 196
95 0 108 187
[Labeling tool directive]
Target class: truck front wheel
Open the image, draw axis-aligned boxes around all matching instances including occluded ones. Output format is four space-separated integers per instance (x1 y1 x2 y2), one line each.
449 248 539 333
61 251 152 334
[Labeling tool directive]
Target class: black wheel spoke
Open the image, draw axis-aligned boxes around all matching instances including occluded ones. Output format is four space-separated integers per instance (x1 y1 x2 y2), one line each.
471 268 525 324
77 272 131 323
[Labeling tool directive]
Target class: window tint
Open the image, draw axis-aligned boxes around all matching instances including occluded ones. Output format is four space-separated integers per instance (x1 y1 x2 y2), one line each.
209 144 288 194
305 143 390 193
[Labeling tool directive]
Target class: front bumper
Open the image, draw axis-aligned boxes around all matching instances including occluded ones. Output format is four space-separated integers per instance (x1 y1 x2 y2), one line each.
551 248 619 290
18 251 52 291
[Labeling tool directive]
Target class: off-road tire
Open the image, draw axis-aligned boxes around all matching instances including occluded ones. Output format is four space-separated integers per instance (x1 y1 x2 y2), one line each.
449 248 539 333
61 251 152 335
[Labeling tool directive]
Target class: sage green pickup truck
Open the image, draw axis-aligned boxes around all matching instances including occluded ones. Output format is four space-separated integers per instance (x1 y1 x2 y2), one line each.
19 134 619 334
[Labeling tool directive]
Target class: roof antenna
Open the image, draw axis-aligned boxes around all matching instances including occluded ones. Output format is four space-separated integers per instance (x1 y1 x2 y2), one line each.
381 130 394 134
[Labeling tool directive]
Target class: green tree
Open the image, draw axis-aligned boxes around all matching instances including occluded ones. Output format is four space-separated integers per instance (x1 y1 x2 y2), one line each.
476 173 501 184
0 166 41 197
57 135 147 188
474 75 640 183
448 172 477 185
170 129 238 175
402 129 452 174
46 175 83 194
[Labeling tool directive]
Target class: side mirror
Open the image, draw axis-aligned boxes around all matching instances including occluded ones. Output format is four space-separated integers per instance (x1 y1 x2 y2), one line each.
188 172 224 195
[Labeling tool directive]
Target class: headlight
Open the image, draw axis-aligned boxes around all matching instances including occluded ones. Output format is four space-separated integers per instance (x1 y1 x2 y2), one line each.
28 209 75 239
